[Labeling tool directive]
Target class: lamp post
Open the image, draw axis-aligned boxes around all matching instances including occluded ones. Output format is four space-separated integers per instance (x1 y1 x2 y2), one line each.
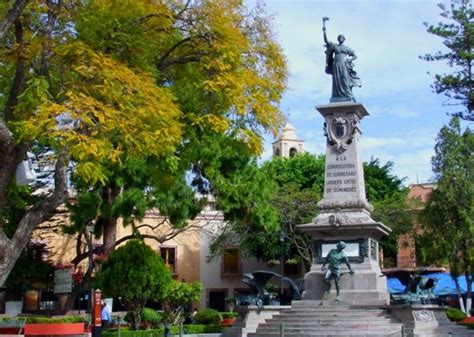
279 232 285 299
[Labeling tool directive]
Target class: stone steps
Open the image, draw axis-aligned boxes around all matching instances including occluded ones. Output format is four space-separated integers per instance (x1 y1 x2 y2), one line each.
263 320 397 326
246 304 404 337
248 332 403 337
272 312 388 318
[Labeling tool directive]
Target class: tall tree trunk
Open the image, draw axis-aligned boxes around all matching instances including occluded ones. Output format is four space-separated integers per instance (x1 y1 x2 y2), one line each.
101 186 120 256
103 218 118 256
453 276 467 314
0 18 27 212
0 153 69 287
0 0 30 40
0 123 26 212
466 273 472 317
66 227 96 311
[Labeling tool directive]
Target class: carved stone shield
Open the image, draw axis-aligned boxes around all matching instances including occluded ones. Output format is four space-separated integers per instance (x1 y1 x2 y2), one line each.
335 122 346 138
324 116 357 153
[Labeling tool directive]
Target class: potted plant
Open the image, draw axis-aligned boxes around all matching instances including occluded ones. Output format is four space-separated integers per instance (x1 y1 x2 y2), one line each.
220 312 237 326
224 296 236 312
266 259 280 267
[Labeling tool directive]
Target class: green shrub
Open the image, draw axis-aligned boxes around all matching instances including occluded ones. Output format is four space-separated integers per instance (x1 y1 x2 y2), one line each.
124 308 163 329
140 308 163 329
194 309 222 325
24 316 86 324
0 318 26 328
446 307 466 322
181 324 222 333
103 328 164 337
101 324 221 337
204 324 223 333
221 311 237 319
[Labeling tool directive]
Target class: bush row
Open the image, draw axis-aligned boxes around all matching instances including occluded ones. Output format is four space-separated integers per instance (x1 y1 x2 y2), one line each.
0 316 86 325
103 324 222 337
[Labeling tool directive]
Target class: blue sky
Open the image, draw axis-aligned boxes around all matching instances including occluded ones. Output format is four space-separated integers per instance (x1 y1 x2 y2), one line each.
257 0 462 185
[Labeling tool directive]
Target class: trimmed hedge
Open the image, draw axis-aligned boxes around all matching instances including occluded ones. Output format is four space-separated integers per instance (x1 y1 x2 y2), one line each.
25 316 86 324
183 324 221 333
102 324 222 337
0 316 86 324
103 328 164 337
446 307 467 322
0 318 27 328
194 309 222 325
221 312 237 319
124 308 164 329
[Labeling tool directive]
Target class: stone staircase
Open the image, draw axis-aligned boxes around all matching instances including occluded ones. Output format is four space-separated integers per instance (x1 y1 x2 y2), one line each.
247 301 404 337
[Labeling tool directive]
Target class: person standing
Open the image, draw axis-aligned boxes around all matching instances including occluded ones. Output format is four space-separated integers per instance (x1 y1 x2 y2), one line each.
101 302 112 330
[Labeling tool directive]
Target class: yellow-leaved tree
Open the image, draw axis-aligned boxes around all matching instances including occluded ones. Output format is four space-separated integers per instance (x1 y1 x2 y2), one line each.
0 0 287 289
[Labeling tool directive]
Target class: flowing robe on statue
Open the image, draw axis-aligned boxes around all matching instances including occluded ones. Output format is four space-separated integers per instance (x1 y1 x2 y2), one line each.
325 42 361 102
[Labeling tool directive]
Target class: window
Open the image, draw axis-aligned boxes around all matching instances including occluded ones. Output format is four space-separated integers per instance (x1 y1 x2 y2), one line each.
221 248 241 276
160 246 177 274
289 148 298 157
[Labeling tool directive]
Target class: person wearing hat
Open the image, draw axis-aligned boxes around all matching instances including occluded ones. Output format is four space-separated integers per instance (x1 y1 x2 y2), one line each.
321 241 355 301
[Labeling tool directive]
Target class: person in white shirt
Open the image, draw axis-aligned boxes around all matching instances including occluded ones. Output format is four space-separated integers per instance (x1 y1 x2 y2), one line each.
101 302 112 330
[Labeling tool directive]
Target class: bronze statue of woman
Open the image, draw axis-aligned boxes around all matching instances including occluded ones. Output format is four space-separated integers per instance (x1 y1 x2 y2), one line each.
323 19 361 102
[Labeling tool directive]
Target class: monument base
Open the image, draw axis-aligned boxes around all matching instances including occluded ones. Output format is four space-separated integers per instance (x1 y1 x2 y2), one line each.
388 305 473 336
302 261 389 305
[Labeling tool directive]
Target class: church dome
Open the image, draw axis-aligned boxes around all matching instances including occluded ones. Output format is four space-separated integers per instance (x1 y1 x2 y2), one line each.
278 123 298 140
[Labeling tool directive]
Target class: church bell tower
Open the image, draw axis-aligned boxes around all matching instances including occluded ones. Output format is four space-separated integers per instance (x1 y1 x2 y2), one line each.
272 123 304 158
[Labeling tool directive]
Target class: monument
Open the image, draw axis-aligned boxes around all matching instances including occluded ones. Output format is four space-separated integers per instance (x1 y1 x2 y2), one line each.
296 18 391 305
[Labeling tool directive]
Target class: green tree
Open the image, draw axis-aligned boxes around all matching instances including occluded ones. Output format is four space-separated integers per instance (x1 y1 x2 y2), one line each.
95 240 173 329
365 158 410 267
164 281 203 325
418 117 473 315
0 0 287 287
421 0 474 121
258 153 324 272
210 153 408 271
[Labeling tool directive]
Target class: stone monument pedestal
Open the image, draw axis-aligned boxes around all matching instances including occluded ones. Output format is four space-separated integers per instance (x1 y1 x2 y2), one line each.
297 102 391 306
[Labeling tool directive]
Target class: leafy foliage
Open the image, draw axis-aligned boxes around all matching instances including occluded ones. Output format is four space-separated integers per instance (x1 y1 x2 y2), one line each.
365 158 410 267
418 117 473 313
95 240 172 329
421 0 474 120
102 325 222 337
0 0 287 286
210 152 408 270
124 308 164 330
447 307 467 322
194 309 222 325
4 246 53 291
164 281 203 325
24 316 86 324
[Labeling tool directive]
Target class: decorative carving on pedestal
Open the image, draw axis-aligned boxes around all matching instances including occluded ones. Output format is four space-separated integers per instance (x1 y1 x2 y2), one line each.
324 115 358 153
361 239 369 258
328 208 348 226
370 239 378 260
412 310 435 321
317 198 373 212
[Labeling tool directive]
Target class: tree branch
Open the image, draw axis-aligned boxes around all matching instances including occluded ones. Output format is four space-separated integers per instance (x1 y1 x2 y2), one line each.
0 0 30 41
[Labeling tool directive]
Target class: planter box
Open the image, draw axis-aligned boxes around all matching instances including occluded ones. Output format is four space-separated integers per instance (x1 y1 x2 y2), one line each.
0 328 21 334
220 318 235 326
24 323 85 335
